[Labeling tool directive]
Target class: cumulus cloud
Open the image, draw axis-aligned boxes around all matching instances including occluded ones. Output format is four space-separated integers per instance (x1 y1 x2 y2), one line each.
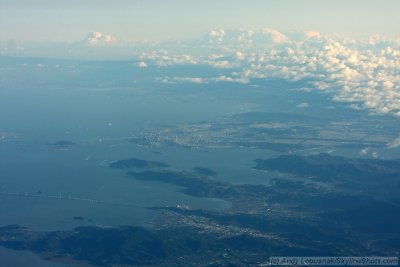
235 51 246 60
214 75 249 83
305 30 321 39
85 31 117 46
137 61 148 68
139 28 400 116
261 28 290 44
157 75 249 85
156 76 207 84
139 50 199 67
208 29 226 38
359 147 370 155
296 102 310 108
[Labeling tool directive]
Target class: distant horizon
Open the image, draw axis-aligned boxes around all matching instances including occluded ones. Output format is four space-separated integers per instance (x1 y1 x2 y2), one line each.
1 0 399 43
1 26 399 118
2 27 400 46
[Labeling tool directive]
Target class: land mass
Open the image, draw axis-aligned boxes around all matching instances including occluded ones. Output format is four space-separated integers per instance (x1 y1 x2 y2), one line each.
254 153 400 181
2 154 400 266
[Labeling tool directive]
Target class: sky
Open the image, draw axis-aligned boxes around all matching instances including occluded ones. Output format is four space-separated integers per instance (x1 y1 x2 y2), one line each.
1 0 400 43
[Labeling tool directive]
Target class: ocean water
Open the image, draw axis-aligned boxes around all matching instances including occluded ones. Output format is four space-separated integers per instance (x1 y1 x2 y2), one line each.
0 247 72 267
0 65 288 231
0 85 237 231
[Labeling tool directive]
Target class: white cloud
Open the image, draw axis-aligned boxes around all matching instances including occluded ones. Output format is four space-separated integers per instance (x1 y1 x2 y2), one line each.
208 29 226 38
177 77 206 84
305 30 321 39
157 75 249 84
359 147 370 155
85 31 117 46
209 60 234 68
139 50 199 67
213 75 249 83
157 76 207 84
139 28 400 116
235 51 246 60
296 102 309 108
137 61 148 68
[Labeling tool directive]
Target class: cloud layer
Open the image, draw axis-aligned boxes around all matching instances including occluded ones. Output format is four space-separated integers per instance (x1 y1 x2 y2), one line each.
140 29 400 116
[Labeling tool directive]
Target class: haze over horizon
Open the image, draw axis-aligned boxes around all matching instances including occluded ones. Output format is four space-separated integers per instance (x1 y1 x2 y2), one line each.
2 26 399 118
1 0 400 44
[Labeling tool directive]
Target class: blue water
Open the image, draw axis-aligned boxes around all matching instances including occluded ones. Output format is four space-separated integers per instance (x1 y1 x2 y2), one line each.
0 84 239 231
0 65 281 232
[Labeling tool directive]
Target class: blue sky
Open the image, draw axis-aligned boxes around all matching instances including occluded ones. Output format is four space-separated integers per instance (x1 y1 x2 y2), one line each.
1 0 399 42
